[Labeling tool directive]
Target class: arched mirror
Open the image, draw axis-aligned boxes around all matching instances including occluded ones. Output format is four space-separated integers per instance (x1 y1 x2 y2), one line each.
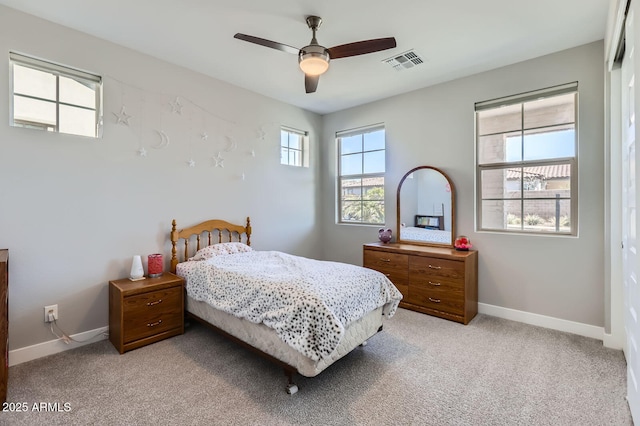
396 166 456 247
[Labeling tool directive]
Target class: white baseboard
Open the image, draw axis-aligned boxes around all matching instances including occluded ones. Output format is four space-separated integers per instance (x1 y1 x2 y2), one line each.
478 303 607 343
603 332 625 350
7 305 619 365
8 326 109 367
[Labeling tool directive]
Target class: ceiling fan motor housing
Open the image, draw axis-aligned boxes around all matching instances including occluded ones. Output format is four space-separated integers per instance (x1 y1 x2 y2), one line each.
299 44 330 76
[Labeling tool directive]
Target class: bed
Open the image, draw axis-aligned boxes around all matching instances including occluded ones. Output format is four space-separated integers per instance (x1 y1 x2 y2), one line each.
170 217 402 394
399 213 451 243
400 226 451 243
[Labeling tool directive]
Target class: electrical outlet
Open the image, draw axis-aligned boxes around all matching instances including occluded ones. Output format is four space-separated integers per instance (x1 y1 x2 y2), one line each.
44 304 58 323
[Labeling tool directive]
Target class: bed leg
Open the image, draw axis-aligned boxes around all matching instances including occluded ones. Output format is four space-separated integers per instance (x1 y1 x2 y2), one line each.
284 369 298 395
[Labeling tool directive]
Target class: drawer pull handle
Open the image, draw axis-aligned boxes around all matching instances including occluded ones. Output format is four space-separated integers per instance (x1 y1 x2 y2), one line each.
428 297 441 303
380 258 391 262
428 281 441 286
428 264 442 270
147 299 163 306
147 320 163 327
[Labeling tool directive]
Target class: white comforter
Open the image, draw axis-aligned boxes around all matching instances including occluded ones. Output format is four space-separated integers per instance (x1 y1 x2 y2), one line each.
177 251 402 361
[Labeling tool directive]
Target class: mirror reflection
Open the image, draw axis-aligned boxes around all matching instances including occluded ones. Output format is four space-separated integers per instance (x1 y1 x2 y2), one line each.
397 166 455 247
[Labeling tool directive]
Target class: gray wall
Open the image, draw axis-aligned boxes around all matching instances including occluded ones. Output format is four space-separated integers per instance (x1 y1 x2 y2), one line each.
0 6 323 351
0 3 607 355
321 41 605 327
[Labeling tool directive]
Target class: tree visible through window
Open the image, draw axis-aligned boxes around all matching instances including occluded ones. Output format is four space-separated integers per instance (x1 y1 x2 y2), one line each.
476 82 578 235
338 126 385 225
10 52 102 138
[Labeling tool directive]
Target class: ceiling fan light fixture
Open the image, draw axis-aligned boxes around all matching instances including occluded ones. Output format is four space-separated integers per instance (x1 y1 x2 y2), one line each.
299 46 330 76
235 16 396 93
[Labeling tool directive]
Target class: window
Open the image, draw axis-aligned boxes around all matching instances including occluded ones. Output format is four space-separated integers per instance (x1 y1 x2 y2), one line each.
280 127 308 167
337 125 385 225
10 52 102 138
476 82 578 235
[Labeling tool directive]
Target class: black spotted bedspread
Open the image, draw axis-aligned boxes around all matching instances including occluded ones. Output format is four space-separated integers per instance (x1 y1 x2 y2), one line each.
177 251 403 361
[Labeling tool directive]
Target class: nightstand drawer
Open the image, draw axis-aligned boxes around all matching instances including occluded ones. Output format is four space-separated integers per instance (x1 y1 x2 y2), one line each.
122 287 182 343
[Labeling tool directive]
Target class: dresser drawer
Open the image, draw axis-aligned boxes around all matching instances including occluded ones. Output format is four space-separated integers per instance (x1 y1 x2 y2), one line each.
364 250 409 287
122 287 183 343
410 275 464 291
407 285 464 316
409 256 464 281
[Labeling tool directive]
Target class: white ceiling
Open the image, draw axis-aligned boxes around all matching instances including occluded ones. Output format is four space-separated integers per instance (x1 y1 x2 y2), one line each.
0 0 609 115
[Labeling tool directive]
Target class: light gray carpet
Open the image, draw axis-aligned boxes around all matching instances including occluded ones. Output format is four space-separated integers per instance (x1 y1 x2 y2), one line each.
5 309 633 425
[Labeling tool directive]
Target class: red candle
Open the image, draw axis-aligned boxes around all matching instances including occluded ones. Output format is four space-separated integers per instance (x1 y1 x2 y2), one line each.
148 253 163 277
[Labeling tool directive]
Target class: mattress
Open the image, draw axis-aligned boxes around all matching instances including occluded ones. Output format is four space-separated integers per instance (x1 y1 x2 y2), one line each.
400 226 451 243
177 250 401 361
186 296 384 377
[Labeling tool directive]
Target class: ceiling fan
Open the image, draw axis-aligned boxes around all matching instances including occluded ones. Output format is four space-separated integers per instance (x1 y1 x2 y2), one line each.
234 16 397 94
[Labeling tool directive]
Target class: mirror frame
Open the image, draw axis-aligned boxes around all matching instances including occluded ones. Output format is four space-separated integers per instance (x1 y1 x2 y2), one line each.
396 165 456 248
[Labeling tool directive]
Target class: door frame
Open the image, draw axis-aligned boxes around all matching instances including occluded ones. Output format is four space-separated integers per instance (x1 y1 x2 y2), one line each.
605 0 628 351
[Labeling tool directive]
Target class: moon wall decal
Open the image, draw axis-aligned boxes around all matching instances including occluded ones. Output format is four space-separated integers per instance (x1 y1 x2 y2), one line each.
223 136 237 152
152 130 170 149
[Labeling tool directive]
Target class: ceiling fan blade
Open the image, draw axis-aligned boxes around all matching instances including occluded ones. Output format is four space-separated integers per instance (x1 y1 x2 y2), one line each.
233 33 299 55
305 74 319 94
327 37 397 59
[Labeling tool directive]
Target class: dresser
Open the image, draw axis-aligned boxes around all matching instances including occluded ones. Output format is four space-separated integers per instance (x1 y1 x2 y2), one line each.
109 272 184 354
364 242 478 324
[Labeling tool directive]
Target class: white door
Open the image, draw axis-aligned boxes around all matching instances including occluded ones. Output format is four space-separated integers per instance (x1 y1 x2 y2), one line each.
622 3 640 421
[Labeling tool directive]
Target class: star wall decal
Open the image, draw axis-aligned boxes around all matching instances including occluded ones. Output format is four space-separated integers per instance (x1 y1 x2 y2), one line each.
213 152 224 168
137 147 147 157
169 97 183 114
200 132 209 141
187 159 196 168
113 106 133 125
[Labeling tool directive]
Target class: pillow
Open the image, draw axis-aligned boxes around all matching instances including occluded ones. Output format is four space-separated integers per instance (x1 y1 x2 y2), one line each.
189 242 253 261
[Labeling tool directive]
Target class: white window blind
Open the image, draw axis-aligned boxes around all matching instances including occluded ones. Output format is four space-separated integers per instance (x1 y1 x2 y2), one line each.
10 52 103 138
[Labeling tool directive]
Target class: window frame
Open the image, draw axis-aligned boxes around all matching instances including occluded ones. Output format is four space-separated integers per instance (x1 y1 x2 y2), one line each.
9 51 103 138
337 124 386 226
475 82 578 236
280 126 308 167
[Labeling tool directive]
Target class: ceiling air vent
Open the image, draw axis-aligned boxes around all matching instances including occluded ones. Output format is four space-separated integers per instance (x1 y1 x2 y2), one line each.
383 50 425 71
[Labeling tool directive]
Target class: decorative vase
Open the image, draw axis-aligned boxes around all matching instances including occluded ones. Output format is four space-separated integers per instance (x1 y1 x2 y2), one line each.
130 255 144 280
378 228 393 244
148 253 163 278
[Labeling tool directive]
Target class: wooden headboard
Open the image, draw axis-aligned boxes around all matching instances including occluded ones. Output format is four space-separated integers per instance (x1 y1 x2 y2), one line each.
170 217 252 273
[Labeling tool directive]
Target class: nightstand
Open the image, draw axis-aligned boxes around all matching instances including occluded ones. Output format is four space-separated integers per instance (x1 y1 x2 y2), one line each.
109 272 184 354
